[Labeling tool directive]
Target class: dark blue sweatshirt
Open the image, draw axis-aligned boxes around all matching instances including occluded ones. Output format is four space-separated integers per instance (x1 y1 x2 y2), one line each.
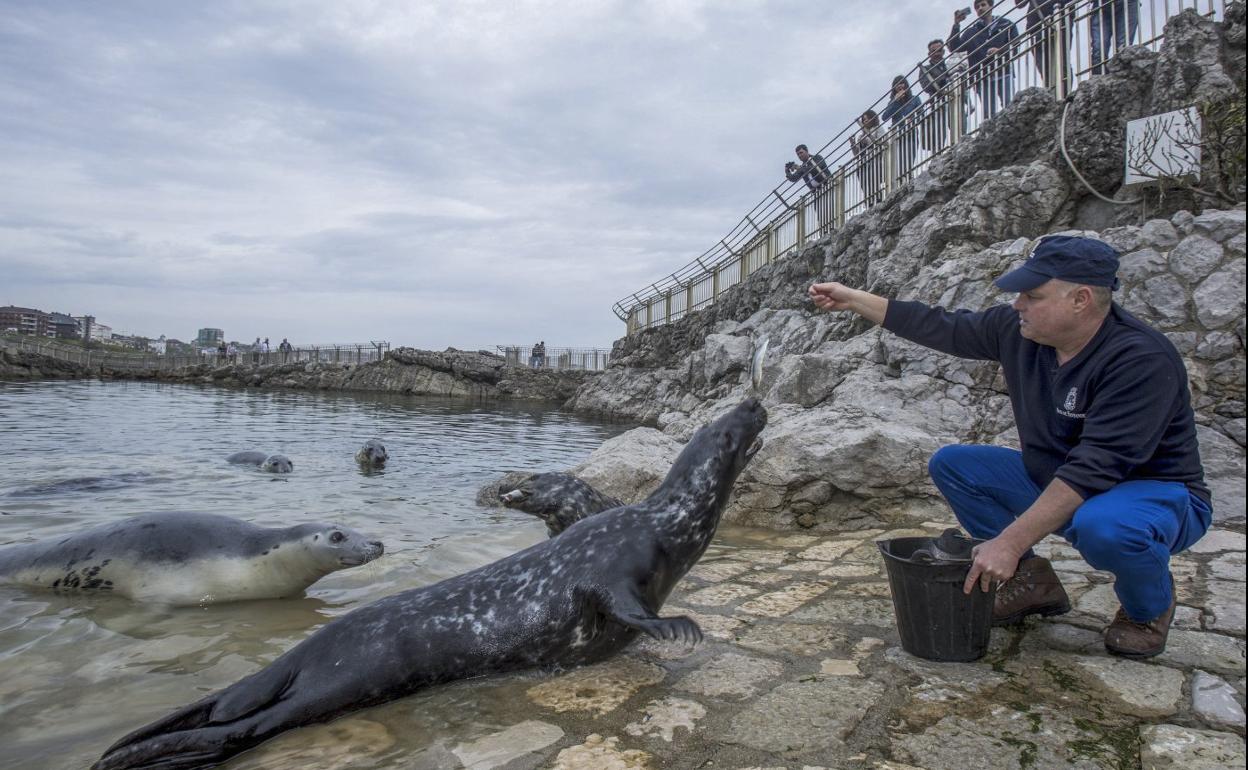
883 300 1210 505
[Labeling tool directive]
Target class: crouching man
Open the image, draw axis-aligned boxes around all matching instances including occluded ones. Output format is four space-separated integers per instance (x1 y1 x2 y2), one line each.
809 235 1211 657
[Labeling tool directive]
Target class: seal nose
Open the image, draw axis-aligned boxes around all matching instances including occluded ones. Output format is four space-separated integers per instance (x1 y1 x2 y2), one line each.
369 540 384 556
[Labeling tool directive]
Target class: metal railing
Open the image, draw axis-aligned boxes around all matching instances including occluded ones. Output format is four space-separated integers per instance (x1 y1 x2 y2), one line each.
1 334 391 372
614 0 1229 334
495 345 613 371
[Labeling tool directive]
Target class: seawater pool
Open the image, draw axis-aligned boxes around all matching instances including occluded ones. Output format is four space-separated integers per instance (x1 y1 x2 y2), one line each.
0 380 635 770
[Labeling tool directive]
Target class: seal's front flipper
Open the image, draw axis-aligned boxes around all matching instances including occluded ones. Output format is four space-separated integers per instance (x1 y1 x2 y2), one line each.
628 615 704 644
589 586 704 644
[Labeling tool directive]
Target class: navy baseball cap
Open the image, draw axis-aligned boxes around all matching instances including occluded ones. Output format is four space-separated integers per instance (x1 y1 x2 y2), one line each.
995 235 1121 292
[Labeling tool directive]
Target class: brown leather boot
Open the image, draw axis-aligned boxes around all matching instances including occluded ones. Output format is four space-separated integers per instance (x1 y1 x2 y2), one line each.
992 556 1072 626
1105 590 1177 659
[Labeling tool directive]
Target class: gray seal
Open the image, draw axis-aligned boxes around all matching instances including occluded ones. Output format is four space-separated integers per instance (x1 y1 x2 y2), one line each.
93 398 767 770
0 512 384 605
226 451 293 473
8 472 167 497
500 472 625 537
355 439 388 469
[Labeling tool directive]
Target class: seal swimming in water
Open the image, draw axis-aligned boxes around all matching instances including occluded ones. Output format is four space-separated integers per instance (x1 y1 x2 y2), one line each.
354 439 388 470
8 472 168 497
0 512 384 605
225 451 293 473
93 397 767 770
500 472 625 536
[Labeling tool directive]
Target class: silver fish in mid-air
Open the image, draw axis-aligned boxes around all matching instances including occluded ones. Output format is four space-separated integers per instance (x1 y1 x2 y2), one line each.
750 335 770 391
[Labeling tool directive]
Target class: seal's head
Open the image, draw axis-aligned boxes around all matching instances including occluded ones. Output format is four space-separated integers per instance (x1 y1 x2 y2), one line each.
355 440 389 468
660 397 767 512
500 472 610 535
261 455 294 473
288 523 385 569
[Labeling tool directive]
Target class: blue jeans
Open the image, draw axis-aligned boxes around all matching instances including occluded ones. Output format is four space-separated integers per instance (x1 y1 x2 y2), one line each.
1090 0 1140 74
928 445 1211 622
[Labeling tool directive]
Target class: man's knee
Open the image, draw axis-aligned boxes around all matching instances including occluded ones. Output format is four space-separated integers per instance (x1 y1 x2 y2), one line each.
928 444 973 483
1069 503 1151 565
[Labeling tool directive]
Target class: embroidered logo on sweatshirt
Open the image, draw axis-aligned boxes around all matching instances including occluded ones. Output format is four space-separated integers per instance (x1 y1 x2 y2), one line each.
1057 386 1086 418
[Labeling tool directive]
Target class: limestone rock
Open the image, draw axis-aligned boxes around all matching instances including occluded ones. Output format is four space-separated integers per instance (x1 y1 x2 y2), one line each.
569 428 683 504
1191 670 1247 732
1138 723 1247 769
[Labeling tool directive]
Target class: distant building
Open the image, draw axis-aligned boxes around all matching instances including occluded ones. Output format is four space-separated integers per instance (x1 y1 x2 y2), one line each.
148 335 168 355
48 312 79 339
74 315 95 341
90 322 113 341
0 306 54 337
196 327 225 347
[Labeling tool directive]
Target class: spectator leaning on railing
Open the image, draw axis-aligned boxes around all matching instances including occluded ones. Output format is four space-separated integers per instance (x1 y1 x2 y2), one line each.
849 109 885 208
949 0 1020 120
879 75 923 182
919 39 954 152
785 144 833 225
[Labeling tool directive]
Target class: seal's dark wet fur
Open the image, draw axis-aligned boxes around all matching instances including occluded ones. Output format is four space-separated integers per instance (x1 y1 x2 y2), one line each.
93 398 767 770
500 472 625 536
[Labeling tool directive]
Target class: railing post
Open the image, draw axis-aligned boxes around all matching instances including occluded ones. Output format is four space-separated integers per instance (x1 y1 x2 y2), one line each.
739 253 747 283
884 139 895 196
795 198 807 245
645 301 653 329
765 224 774 264
686 282 694 315
712 265 721 301
1054 12 1068 101
950 79 965 145
664 290 672 325
833 169 846 230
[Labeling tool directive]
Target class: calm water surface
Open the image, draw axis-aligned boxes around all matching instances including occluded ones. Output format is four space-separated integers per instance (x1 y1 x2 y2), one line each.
0 381 635 770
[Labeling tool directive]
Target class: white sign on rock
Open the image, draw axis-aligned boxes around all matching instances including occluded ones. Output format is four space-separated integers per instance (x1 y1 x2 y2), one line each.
1125 107 1202 186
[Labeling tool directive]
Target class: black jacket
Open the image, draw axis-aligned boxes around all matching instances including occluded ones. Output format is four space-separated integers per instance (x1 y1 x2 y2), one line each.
883 300 1210 505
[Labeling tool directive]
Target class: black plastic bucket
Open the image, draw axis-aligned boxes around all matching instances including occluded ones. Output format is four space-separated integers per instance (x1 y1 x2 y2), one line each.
878 536 995 662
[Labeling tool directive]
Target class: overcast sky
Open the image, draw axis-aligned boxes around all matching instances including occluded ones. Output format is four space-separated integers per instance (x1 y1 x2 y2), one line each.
1 0 954 350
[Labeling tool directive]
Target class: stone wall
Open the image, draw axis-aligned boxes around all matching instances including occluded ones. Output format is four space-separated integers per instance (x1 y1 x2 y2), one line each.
562 8 1246 531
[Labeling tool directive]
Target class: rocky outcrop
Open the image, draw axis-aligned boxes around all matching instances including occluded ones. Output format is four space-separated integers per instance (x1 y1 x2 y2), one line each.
562 8 1246 531
119 347 597 402
0 348 93 380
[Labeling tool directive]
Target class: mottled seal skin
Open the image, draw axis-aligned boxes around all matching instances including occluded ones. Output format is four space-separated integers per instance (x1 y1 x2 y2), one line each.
8 472 167 497
226 451 293 473
500 472 625 537
93 398 767 770
0 513 383 605
354 440 388 469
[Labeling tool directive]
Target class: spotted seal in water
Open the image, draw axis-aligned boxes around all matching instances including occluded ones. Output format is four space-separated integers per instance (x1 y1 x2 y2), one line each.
0 512 384 605
354 439 388 469
8 472 167 497
500 472 625 537
93 398 767 770
226 451 293 473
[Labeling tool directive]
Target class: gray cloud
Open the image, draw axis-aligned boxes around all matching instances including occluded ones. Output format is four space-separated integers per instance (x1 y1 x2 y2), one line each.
1 0 953 348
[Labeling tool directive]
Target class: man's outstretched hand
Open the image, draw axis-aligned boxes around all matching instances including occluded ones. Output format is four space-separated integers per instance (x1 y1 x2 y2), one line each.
808 282 888 324
808 282 855 311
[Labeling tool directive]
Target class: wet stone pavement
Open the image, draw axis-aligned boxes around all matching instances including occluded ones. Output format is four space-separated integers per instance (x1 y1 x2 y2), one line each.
247 521 1246 770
